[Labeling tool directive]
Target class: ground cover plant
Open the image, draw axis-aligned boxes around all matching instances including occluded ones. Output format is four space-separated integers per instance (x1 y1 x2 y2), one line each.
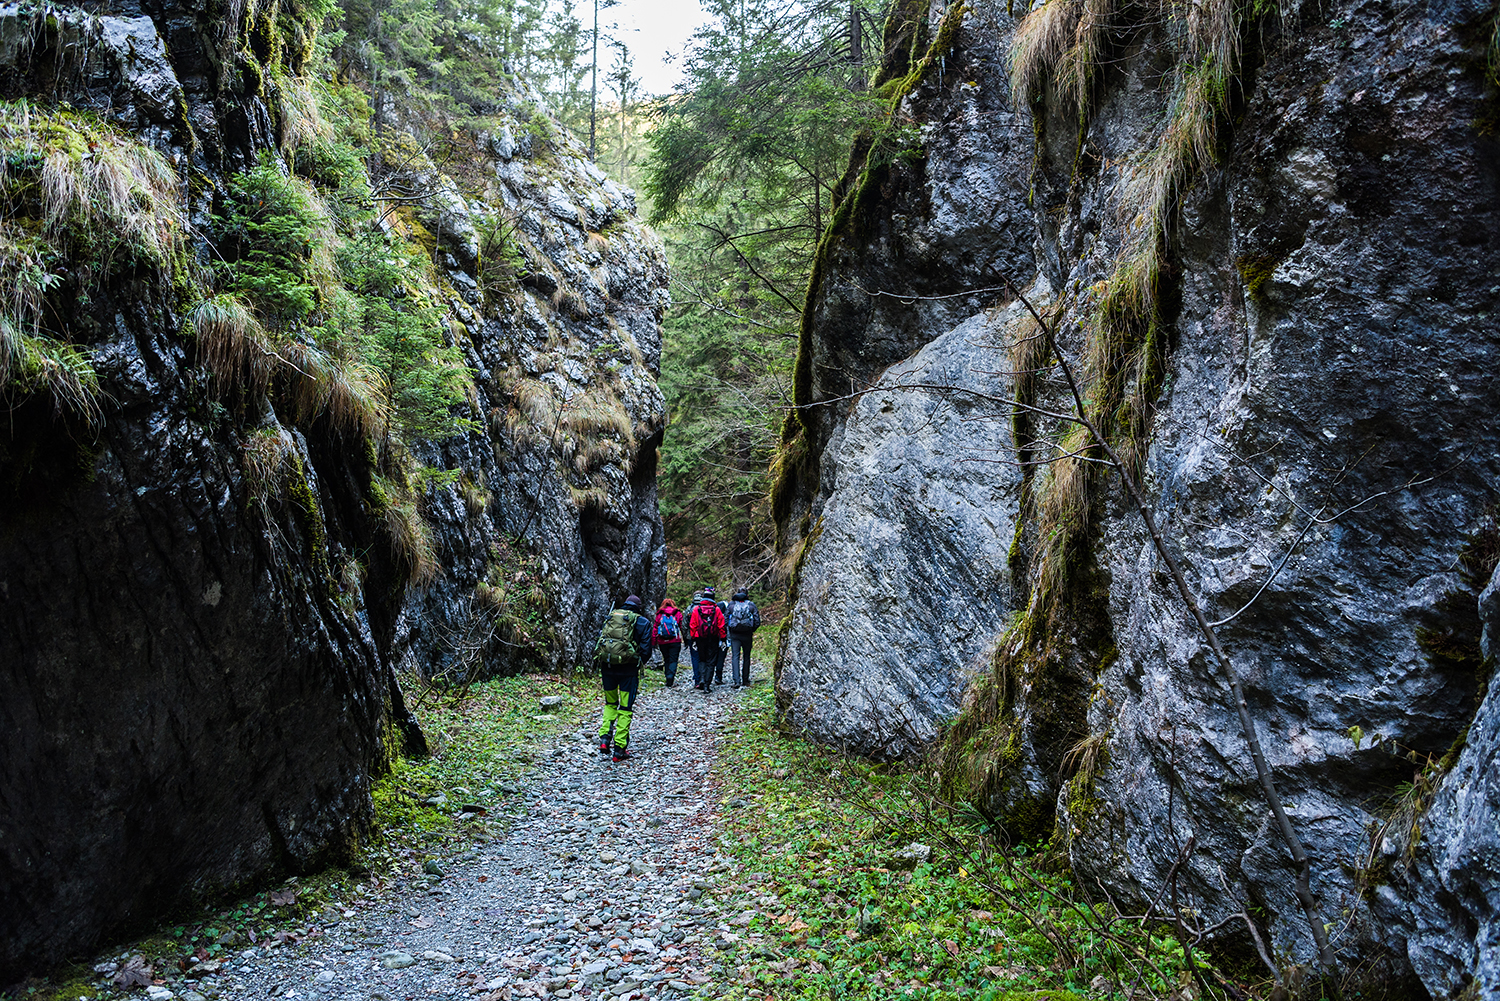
703 686 1250 1001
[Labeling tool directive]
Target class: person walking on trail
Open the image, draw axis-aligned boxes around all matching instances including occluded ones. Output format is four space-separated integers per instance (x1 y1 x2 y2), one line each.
593 594 652 762
714 593 731 686
689 588 726 694
685 590 703 688
652 598 685 687
725 588 762 688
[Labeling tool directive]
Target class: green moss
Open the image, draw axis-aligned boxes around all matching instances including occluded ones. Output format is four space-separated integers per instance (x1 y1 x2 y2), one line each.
768 429 812 543
997 795 1050 846
249 7 284 72
285 451 332 585
1235 253 1279 301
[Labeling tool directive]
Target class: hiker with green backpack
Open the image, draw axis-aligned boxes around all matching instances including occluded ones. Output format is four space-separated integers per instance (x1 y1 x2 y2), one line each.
593 594 653 762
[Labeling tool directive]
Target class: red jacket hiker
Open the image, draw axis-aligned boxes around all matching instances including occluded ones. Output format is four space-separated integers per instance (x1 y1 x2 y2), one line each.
689 598 726 641
653 602 684 646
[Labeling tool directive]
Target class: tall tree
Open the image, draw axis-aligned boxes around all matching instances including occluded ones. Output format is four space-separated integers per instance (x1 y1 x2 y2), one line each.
642 0 890 580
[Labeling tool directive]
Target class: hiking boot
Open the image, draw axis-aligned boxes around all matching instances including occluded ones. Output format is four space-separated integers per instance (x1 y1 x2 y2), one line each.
665 676 675 687
732 684 741 690
598 739 612 754
612 747 632 763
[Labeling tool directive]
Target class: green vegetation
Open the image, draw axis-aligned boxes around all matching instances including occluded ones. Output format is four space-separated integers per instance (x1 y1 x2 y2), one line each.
644 0 898 590
704 687 1234 999
0 100 184 421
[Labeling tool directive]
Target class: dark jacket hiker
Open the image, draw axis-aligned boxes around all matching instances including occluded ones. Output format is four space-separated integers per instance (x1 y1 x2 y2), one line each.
725 588 761 688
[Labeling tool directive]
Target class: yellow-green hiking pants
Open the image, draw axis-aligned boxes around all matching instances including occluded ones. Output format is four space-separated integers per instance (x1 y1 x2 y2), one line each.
597 667 640 749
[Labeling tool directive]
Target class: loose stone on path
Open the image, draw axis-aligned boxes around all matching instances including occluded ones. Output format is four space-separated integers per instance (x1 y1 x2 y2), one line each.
171 677 770 1001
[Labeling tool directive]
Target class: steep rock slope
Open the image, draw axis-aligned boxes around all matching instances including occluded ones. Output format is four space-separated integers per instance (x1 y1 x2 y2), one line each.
773 0 1500 991
0 0 664 979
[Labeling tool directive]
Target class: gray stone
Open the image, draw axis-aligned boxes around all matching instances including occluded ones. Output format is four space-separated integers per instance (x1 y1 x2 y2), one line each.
379 952 417 970
770 0 1500 991
778 310 1025 758
888 843 931 870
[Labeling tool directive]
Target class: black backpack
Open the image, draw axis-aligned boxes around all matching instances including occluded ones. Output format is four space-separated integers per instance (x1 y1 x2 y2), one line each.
728 600 760 632
595 608 638 666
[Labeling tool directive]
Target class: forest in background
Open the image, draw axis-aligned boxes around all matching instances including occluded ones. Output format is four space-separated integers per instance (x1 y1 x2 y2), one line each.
318 0 902 608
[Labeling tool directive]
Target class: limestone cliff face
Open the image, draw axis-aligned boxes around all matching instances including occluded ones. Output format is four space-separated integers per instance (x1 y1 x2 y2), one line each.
0 0 664 979
774 0 1500 992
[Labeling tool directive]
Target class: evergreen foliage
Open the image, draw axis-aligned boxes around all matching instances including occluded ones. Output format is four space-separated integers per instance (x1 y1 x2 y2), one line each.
643 0 890 582
332 228 476 441
216 155 326 329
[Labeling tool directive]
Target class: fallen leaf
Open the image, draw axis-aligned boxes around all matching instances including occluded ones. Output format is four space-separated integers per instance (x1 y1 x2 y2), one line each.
270 889 298 907
943 939 959 957
808 960 825 975
477 876 489 883
112 957 152 988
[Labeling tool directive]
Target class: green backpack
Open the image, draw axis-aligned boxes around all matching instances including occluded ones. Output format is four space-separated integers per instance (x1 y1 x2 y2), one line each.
595 608 638 666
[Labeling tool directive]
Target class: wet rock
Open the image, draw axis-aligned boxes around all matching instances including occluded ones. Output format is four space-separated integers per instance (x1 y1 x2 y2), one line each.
889 843 931 870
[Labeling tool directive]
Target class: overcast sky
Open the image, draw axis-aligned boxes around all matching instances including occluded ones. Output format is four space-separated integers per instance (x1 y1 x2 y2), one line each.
606 0 708 96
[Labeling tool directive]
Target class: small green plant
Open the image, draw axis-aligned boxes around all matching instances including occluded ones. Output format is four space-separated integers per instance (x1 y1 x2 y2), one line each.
708 687 1221 1000
477 535 554 660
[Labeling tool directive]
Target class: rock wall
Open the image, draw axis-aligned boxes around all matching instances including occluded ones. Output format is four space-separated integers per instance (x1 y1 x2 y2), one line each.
773 0 1500 992
0 0 664 980
387 92 668 680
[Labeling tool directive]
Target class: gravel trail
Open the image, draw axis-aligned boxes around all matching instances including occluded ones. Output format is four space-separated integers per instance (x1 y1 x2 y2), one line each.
179 678 761 1001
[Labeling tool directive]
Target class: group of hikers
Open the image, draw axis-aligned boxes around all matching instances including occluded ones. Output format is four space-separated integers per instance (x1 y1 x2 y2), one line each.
590 586 762 762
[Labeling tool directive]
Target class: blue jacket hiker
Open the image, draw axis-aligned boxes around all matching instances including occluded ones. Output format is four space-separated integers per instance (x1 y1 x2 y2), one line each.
594 594 652 762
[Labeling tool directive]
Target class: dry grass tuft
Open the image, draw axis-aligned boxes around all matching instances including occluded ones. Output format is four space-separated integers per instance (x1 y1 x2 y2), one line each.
0 103 182 416
17 335 103 424
1036 423 1094 604
460 476 491 518
190 295 274 396
0 101 185 265
242 427 292 501
386 498 440 587
568 483 609 513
